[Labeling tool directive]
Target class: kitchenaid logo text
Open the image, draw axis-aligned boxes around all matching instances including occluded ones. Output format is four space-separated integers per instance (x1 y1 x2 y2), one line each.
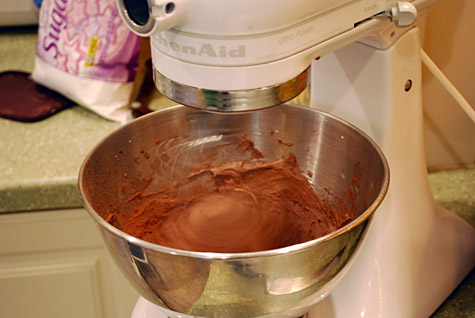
42 0 69 59
154 33 245 58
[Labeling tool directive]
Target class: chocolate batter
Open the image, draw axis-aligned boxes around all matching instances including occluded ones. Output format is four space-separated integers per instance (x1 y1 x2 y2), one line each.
107 137 359 253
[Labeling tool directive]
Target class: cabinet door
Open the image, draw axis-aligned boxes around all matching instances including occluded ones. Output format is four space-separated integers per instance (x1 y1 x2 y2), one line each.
0 209 140 318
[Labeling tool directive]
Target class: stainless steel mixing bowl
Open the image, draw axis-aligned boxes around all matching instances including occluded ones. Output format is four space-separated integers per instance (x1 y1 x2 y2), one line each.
78 104 389 318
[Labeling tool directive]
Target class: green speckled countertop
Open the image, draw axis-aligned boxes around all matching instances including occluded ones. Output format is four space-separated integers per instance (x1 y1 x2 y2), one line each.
0 27 120 211
0 107 118 211
0 27 473 317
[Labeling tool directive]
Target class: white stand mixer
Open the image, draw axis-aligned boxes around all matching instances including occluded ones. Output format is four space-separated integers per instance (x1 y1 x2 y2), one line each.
116 0 475 316
308 26 475 318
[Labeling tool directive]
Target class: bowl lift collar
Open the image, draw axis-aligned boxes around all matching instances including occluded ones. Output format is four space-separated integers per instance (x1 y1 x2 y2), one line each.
118 0 475 317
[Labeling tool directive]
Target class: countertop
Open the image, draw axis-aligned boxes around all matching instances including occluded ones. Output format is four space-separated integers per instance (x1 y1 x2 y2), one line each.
0 27 473 317
0 27 120 212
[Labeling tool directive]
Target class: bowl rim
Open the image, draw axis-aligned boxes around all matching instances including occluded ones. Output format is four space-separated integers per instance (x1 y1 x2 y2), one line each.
78 103 390 260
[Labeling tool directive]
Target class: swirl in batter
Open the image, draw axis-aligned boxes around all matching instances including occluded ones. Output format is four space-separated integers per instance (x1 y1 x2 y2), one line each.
111 153 357 253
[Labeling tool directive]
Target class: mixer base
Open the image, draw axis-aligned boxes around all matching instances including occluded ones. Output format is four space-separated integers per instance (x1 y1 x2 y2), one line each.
131 296 312 318
131 297 166 318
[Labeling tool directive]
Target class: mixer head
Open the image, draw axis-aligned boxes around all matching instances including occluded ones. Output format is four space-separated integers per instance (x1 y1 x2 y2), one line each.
117 0 420 111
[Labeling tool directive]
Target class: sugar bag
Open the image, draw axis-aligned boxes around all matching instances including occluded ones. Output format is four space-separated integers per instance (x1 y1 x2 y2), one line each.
32 0 141 123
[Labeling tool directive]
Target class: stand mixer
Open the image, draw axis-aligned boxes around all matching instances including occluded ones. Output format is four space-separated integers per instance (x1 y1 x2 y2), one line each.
114 0 475 316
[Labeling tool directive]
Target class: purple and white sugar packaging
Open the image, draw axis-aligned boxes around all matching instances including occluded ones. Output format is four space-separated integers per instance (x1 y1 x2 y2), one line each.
32 0 141 123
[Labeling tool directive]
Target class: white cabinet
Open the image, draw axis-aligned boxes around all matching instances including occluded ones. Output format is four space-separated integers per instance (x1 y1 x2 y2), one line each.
0 209 140 318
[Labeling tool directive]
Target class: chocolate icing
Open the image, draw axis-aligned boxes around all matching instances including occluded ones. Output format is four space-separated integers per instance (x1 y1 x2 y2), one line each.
109 141 358 253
